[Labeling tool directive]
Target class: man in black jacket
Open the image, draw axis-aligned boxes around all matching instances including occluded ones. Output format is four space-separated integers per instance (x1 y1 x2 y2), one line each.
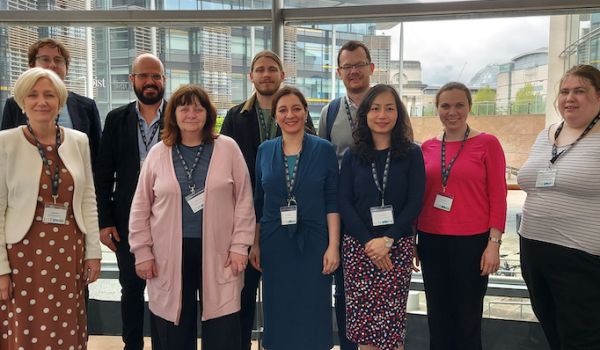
221 50 314 350
95 53 166 350
1 38 102 171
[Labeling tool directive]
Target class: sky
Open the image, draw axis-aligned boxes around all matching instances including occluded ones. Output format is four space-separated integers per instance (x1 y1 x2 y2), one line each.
377 16 550 86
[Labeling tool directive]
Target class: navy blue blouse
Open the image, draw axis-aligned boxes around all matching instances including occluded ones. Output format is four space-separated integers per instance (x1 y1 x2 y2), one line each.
338 145 425 245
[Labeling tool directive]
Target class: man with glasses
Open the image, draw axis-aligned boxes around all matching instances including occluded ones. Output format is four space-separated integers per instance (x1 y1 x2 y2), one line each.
95 53 166 350
318 40 374 350
1 38 102 170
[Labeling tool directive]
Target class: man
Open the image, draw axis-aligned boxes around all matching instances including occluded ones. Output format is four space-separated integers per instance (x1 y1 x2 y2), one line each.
1 38 102 169
95 53 166 350
221 50 314 350
318 40 375 350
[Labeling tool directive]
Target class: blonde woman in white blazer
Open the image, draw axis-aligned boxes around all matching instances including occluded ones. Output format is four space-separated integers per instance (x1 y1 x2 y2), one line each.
0 67 101 349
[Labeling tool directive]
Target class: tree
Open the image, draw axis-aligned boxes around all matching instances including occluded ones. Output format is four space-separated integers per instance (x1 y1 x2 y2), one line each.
473 86 496 103
513 83 538 114
472 86 496 115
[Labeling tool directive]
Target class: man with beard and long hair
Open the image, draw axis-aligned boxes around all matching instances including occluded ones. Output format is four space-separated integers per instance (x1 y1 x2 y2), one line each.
221 50 315 350
318 40 375 350
95 53 166 350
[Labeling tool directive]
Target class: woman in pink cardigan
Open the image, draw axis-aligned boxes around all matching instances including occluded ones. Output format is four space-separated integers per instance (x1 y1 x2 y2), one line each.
128 85 255 350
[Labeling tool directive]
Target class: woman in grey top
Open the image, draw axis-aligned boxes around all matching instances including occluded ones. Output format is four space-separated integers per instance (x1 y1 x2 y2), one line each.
517 64 600 350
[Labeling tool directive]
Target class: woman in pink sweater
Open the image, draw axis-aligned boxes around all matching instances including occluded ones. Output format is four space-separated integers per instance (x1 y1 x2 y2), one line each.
415 82 507 350
128 85 255 350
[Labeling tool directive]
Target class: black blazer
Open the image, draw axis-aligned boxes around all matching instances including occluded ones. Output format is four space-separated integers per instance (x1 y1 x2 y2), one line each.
1 91 102 171
94 101 164 234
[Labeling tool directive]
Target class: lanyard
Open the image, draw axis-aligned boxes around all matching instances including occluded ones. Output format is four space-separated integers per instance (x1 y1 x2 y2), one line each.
283 146 301 206
138 118 160 152
550 112 600 165
256 105 272 142
441 125 470 191
343 97 356 131
371 150 391 206
27 122 62 203
175 144 205 194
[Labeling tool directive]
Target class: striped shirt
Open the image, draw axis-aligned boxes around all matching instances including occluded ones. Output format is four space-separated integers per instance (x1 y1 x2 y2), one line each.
517 126 600 256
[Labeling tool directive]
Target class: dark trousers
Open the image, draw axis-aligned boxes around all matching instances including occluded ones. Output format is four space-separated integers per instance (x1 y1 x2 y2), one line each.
151 238 241 350
417 231 489 350
334 244 357 350
115 233 147 350
520 236 600 350
240 264 261 350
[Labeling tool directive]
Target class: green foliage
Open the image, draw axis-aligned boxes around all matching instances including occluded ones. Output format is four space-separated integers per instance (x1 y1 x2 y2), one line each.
515 83 536 103
215 116 224 132
473 86 496 103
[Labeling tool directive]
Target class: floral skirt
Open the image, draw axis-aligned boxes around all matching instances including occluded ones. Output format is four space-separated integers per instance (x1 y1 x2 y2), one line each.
343 235 414 350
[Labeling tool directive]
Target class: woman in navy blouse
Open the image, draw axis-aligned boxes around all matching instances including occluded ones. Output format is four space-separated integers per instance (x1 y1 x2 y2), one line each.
251 86 340 350
339 84 425 350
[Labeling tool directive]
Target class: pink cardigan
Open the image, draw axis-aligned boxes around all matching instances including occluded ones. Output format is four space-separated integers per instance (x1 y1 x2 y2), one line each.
129 135 255 322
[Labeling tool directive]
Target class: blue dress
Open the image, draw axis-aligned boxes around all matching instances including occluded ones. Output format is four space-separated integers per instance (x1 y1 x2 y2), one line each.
255 133 338 350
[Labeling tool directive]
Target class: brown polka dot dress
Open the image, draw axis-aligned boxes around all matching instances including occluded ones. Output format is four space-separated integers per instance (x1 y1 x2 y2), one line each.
0 140 87 350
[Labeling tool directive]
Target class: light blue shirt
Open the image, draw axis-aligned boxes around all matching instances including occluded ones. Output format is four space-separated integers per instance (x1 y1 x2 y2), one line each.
135 100 163 162
57 105 73 129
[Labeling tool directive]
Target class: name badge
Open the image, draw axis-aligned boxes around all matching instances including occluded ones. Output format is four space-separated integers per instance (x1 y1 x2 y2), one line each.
280 205 297 225
434 193 454 212
185 189 205 213
43 203 68 224
370 205 394 226
536 169 556 188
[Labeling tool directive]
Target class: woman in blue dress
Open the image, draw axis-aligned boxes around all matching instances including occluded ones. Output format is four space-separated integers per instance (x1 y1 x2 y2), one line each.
251 86 340 350
339 84 425 350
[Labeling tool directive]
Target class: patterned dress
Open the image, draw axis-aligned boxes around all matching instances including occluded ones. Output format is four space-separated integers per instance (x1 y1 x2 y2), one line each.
343 235 414 350
0 140 87 350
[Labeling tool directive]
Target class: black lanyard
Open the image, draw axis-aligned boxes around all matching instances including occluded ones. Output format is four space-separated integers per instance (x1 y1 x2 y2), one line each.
256 105 272 142
343 97 356 131
27 122 62 203
371 150 391 206
551 112 600 165
175 144 204 194
441 125 470 191
138 118 160 152
283 146 301 206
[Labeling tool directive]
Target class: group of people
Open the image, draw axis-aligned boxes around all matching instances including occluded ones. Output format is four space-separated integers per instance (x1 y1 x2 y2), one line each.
0 36 598 350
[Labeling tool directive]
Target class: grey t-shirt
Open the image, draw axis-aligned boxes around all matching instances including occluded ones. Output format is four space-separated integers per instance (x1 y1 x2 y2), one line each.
318 95 357 167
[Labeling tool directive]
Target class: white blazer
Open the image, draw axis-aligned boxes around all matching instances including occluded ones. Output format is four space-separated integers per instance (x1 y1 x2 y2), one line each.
0 127 101 275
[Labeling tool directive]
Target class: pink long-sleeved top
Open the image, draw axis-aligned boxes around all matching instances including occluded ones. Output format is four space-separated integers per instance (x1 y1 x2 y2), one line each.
129 135 255 323
417 133 507 235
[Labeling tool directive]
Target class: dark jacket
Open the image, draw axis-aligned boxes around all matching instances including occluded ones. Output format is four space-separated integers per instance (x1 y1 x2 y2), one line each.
221 93 315 190
1 92 102 171
94 101 164 234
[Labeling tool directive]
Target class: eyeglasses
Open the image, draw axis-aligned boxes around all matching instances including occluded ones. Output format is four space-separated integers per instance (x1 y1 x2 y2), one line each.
35 55 67 66
131 73 164 81
339 62 370 71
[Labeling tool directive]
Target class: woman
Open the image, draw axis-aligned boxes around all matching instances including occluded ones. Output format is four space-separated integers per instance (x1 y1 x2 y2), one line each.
339 84 425 350
517 64 600 350
251 86 340 350
0 67 101 349
128 84 255 350
416 81 507 350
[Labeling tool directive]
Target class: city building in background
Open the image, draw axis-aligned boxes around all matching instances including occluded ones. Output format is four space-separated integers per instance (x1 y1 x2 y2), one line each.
496 47 548 115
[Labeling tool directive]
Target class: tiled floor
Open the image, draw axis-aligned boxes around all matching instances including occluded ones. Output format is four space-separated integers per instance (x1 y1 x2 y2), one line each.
88 336 341 349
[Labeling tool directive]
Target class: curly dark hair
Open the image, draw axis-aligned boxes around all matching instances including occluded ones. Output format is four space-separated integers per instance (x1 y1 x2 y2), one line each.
351 84 414 164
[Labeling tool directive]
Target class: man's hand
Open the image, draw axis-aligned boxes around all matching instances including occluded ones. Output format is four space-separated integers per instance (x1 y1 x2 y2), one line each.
99 226 120 252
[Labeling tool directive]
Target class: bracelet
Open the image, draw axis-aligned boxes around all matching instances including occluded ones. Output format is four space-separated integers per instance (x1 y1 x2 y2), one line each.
488 236 502 245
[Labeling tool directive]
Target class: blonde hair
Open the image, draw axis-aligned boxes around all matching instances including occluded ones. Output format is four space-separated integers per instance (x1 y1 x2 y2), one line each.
13 67 68 111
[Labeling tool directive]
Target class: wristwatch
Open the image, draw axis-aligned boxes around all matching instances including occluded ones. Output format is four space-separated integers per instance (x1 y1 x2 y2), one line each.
488 236 502 245
383 236 394 248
